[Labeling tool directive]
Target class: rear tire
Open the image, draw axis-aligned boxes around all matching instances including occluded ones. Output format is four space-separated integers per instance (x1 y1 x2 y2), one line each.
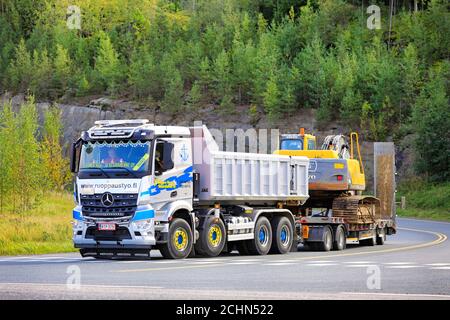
246 216 272 255
333 225 346 251
159 218 193 259
270 216 294 254
195 217 226 257
316 226 333 251
376 228 386 245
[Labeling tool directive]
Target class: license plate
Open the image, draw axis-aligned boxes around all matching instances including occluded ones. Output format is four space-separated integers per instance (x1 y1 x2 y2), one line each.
98 223 116 231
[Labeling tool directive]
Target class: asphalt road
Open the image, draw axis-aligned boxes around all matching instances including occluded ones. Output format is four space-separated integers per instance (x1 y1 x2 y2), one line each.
0 217 449 300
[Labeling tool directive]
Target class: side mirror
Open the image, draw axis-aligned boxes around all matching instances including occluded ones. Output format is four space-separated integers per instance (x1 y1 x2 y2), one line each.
70 138 82 173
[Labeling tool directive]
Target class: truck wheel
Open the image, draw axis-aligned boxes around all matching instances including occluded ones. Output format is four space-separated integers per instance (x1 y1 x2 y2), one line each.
376 228 386 245
333 225 346 251
246 216 272 255
270 216 293 254
195 217 226 257
159 218 193 259
316 226 333 252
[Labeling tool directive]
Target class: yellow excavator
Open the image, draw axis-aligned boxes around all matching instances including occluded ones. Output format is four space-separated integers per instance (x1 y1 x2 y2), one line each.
274 129 396 249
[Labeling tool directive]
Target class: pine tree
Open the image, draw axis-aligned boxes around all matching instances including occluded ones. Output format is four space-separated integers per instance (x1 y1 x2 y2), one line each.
95 32 123 95
53 44 73 96
161 70 184 114
412 63 450 182
6 39 32 92
30 48 53 98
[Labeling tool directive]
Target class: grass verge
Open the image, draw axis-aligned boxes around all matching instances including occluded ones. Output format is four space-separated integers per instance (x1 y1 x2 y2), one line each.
0 193 76 256
396 182 450 222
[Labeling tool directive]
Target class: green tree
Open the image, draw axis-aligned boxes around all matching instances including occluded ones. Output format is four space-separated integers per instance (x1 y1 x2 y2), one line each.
53 44 73 96
41 105 70 191
5 38 32 92
411 64 450 182
94 32 123 95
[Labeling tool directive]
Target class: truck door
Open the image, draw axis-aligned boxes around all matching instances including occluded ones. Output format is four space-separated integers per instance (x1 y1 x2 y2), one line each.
151 138 193 210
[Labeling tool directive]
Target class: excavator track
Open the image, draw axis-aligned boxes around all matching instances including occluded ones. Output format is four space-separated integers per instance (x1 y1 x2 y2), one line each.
332 195 381 225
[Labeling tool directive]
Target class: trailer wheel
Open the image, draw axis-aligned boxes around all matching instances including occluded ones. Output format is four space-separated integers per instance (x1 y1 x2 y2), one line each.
270 216 293 254
376 228 386 245
195 217 226 257
316 226 333 252
159 218 193 259
246 216 272 255
333 225 346 251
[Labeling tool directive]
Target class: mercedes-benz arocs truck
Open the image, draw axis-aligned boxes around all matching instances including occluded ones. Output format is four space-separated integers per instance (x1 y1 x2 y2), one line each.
71 120 309 259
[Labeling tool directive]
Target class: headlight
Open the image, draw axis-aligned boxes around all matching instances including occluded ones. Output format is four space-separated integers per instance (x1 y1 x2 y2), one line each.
132 219 153 231
72 220 83 230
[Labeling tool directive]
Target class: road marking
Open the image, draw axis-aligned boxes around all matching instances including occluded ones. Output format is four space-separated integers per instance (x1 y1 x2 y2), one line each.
426 263 450 266
114 263 225 273
263 263 295 266
227 262 258 265
346 264 377 268
430 267 450 270
386 265 424 269
344 261 375 264
306 263 338 267
383 262 415 265
342 291 450 299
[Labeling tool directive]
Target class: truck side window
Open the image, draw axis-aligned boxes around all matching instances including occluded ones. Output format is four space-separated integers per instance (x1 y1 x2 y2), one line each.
155 141 174 175
307 139 316 150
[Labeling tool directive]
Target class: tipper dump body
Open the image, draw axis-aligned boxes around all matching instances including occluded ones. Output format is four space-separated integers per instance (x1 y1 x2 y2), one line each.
190 126 309 205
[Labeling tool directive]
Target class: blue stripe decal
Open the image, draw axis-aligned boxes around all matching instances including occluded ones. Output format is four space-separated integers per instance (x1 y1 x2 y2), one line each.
140 166 193 197
132 209 155 221
73 210 83 221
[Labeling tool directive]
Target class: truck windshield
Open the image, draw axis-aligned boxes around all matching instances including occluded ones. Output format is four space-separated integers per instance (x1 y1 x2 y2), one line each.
280 139 303 150
79 141 151 172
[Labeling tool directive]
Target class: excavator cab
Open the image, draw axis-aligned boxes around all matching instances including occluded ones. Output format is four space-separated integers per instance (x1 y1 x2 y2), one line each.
279 128 316 151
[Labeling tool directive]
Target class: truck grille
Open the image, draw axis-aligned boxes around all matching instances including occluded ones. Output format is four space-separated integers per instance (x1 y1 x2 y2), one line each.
81 194 138 218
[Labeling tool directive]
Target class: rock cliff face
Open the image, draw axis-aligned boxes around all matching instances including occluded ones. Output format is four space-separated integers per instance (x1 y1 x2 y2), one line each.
2 93 415 192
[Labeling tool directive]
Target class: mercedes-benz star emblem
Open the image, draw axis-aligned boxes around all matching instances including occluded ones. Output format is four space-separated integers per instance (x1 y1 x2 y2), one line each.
101 192 114 207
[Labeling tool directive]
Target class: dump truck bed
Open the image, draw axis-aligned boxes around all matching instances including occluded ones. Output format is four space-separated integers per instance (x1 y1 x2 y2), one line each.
190 126 309 205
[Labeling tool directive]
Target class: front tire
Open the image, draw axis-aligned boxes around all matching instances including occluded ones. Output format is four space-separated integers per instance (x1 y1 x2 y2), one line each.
159 218 193 259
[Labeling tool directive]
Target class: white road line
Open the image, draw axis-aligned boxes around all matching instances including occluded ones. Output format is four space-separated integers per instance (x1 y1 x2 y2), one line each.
346 264 377 268
263 263 295 266
227 262 258 265
307 260 337 263
344 261 375 264
386 265 424 269
384 262 415 265
306 263 338 267
430 267 450 270
426 263 450 266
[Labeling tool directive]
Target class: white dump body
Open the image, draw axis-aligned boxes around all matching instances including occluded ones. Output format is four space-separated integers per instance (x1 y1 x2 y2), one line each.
190 126 309 205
